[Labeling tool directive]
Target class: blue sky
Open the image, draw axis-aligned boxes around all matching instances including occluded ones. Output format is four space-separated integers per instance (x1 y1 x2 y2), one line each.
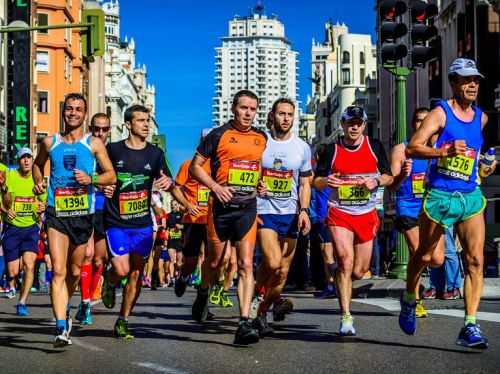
119 0 376 173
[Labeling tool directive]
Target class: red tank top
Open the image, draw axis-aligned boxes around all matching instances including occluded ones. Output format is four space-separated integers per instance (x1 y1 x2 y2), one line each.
331 136 378 175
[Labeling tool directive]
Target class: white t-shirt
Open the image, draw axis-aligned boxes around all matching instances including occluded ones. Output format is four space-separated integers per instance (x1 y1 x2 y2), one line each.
257 133 312 215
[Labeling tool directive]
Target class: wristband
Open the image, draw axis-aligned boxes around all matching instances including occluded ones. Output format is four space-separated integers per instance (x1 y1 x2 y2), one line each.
299 208 309 215
92 174 98 185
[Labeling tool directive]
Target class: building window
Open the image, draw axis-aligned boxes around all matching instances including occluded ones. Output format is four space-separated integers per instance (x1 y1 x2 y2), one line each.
360 68 365 85
342 68 350 84
36 51 49 72
342 51 350 64
38 91 48 113
360 51 365 64
37 13 48 34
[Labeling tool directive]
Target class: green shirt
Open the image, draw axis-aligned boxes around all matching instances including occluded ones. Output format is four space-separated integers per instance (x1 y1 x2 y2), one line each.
4 169 46 227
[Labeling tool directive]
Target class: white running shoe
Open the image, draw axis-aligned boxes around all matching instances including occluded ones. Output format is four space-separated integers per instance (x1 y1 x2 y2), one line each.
339 316 356 336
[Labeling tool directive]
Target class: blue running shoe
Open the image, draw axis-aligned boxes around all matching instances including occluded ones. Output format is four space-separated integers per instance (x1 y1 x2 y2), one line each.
399 296 417 335
314 285 337 299
456 324 488 349
81 302 93 325
16 304 29 316
75 302 83 322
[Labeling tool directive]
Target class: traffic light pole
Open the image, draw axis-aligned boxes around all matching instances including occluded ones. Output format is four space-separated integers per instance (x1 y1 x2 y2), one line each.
0 23 92 34
385 66 413 280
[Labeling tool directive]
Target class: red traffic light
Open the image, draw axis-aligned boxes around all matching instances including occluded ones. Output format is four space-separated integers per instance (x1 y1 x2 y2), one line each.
410 1 438 22
379 0 407 20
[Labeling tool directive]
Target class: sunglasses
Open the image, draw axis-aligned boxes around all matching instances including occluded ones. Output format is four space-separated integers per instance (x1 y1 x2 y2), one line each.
345 106 366 118
92 126 111 133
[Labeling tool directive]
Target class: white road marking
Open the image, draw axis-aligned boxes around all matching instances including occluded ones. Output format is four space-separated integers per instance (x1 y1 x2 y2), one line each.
134 362 189 374
71 338 105 352
353 298 500 323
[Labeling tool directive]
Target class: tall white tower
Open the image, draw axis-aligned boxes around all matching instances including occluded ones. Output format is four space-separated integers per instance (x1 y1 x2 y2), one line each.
212 2 299 130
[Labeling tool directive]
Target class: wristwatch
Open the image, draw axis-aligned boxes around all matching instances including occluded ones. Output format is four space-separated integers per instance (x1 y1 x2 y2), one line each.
299 208 309 215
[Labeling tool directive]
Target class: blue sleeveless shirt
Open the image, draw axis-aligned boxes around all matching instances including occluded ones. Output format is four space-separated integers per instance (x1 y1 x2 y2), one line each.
396 142 429 218
427 100 483 193
47 133 96 217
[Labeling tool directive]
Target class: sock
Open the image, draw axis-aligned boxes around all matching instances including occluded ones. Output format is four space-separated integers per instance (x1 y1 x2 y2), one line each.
45 270 53 283
341 313 353 322
56 319 66 331
90 264 104 297
404 292 416 304
465 315 476 326
80 264 92 303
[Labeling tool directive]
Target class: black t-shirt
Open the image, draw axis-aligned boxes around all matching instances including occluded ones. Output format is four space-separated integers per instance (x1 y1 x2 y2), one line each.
315 137 392 178
167 211 183 240
104 140 170 228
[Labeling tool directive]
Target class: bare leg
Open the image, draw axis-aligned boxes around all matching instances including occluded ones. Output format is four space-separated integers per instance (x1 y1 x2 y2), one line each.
18 252 37 304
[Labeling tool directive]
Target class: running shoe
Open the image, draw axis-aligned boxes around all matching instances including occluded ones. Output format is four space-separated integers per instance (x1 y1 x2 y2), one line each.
209 284 222 305
456 323 488 349
167 279 174 288
249 294 263 320
399 295 417 335
192 288 209 323
415 300 428 318
234 320 260 345
5 288 16 299
443 288 461 300
273 298 294 322
191 268 202 287
16 303 29 316
339 315 356 336
220 291 233 308
114 319 134 341
53 327 72 348
75 302 84 322
174 276 187 297
80 302 93 325
422 288 437 300
251 314 274 338
102 276 116 309
314 285 337 299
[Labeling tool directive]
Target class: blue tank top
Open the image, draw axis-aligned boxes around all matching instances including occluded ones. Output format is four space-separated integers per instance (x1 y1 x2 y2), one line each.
47 133 96 216
396 142 429 218
310 187 331 224
427 100 483 193
95 191 105 211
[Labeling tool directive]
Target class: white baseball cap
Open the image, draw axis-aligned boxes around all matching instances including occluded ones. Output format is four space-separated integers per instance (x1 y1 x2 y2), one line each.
17 147 33 159
448 58 484 78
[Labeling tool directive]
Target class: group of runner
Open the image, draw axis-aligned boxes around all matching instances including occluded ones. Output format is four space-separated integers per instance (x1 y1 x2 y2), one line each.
0 57 495 350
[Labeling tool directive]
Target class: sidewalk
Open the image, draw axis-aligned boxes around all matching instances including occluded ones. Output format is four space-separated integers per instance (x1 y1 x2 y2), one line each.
352 277 500 299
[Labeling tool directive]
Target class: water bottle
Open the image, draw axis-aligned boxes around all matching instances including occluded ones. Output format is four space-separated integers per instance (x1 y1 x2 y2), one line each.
479 147 496 178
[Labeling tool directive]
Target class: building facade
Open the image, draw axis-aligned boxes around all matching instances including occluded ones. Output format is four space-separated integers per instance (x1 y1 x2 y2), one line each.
212 4 299 130
0 2 7 158
101 0 158 142
309 22 377 145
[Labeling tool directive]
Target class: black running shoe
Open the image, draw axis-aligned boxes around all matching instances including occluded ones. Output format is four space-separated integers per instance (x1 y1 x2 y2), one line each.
192 288 209 323
234 320 260 345
175 277 187 298
251 314 274 338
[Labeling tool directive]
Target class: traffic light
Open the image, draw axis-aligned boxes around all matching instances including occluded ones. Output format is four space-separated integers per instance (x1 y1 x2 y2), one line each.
81 9 105 58
409 0 438 67
378 0 408 65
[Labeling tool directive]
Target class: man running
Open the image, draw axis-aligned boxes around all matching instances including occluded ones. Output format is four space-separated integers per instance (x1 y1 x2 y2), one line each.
75 113 112 325
399 58 495 349
314 105 393 336
33 93 116 347
1 148 46 314
189 90 266 345
165 200 183 286
251 98 312 337
101 104 171 340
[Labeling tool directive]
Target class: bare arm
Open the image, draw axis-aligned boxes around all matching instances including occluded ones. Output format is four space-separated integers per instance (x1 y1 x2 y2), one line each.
169 184 191 211
33 137 51 194
388 143 408 192
91 137 116 186
406 108 446 159
189 153 233 203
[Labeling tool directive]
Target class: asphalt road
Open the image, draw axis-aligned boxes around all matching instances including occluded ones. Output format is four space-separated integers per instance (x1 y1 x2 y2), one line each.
0 287 499 374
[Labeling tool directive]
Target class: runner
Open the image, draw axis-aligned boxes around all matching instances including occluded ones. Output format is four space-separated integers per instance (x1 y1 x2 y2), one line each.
390 108 434 318
399 58 495 349
101 104 171 340
251 98 312 337
172 153 211 297
32 93 116 347
75 113 112 325
209 242 236 308
165 200 183 287
0 148 46 314
313 105 393 336
189 90 266 345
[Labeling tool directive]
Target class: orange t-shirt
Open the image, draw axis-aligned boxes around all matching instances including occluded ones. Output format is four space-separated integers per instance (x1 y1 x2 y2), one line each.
175 159 211 224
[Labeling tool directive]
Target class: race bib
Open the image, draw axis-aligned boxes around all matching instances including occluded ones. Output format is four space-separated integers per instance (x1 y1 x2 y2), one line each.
411 173 426 198
197 185 210 206
437 144 476 181
55 187 89 217
119 190 148 218
169 229 182 240
337 177 370 206
227 160 259 192
14 196 35 216
262 168 293 198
